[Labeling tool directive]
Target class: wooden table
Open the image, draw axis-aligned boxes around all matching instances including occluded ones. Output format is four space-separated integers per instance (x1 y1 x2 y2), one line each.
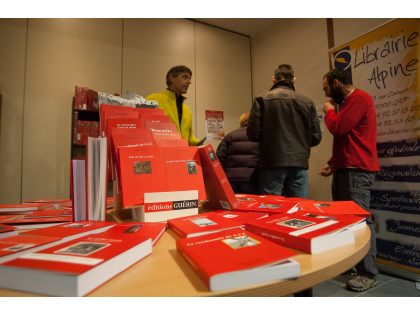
0 226 371 297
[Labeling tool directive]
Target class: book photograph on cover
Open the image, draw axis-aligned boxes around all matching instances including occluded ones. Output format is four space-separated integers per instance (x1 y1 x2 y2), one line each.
123 224 142 233
133 161 151 174
222 235 260 249
278 219 314 229
259 203 281 209
191 218 217 227
207 148 217 162
56 242 109 256
304 213 335 220
3 244 35 252
186 161 197 175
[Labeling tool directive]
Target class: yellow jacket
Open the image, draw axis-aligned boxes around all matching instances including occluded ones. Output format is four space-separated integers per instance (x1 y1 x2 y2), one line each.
146 89 199 146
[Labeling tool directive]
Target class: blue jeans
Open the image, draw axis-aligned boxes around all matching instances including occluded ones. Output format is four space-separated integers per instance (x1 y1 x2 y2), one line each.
259 167 308 198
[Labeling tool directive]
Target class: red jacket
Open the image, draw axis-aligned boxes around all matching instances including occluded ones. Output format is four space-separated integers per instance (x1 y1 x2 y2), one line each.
325 89 380 172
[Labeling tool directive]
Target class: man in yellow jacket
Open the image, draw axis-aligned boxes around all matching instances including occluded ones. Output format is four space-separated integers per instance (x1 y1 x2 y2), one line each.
147 65 202 146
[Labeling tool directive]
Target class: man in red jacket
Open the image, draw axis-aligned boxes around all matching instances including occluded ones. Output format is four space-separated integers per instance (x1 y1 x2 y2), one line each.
320 68 380 292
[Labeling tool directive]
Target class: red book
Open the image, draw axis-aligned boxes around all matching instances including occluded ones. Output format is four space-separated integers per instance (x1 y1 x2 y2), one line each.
198 144 237 210
99 104 138 136
118 146 165 207
140 113 170 124
298 200 371 217
0 224 17 239
0 232 152 296
168 212 244 238
0 203 55 214
234 200 299 215
101 222 166 246
154 138 188 147
0 209 72 228
211 210 268 224
0 234 63 263
134 107 164 117
163 147 206 201
24 199 72 209
176 228 300 291
245 213 355 254
20 221 114 241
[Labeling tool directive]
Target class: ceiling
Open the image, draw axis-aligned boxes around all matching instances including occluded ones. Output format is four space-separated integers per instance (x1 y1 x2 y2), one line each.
193 19 281 37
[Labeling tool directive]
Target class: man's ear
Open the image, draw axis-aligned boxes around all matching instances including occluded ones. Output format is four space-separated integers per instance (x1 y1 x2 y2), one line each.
272 75 276 83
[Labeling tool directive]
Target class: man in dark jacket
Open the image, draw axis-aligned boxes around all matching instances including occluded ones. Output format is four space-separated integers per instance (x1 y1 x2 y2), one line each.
247 64 322 197
216 112 259 194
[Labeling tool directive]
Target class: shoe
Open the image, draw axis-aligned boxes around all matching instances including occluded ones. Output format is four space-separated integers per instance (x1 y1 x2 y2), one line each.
347 275 378 292
343 268 358 277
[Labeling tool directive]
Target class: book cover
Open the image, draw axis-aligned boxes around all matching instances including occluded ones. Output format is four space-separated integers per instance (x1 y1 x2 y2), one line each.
211 210 268 224
118 146 166 208
99 104 138 136
0 209 72 226
168 212 244 238
0 203 55 214
20 221 114 240
0 232 152 296
233 200 299 215
245 213 356 254
0 224 17 239
176 228 300 291
298 200 371 217
163 147 206 201
0 234 63 263
145 121 181 140
198 144 237 210
97 222 166 246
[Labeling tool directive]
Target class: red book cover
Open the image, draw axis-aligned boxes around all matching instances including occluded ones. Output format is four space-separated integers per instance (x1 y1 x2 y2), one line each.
0 209 72 226
298 200 371 217
145 121 181 140
233 200 299 215
0 232 152 296
0 203 55 214
176 228 300 291
168 212 244 238
140 113 170 124
20 221 114 240
0 224 17 239
154 138 188 147
23 199 72 209
134 107 164 117
211 210 268 224
198 144 237 210
98 222 166 246
0 234 63 263
245 213 355 254
99 104 138 136
118 146 165 208
163 147 206 201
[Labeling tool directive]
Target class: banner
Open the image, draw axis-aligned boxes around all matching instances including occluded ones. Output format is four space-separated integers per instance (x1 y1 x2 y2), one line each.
330 19 420 279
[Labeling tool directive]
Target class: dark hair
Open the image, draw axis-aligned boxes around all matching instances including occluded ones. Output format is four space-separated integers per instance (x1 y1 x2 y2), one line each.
324 68 352 85
274 64 294 81
166 65 192 87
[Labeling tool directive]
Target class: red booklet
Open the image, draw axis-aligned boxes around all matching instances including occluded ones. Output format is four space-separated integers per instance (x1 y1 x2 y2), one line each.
176 228 300 291
198 144 237 210
298 200 371 217
245 213 355 254
100 222 166 246
99 104 138 136
20 221 114 241
211 210 268 223
118 146 166 207
168 212 244 238
0 234 63 263
0 224 17 239
0 209 72 225
163 147 206 201
0 231 152 296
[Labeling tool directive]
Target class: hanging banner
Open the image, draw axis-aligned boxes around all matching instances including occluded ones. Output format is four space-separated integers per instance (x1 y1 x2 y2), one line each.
205 110 225 140
330 19 420 278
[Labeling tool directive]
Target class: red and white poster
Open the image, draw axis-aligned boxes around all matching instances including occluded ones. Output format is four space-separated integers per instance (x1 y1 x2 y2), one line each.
205 110 225 140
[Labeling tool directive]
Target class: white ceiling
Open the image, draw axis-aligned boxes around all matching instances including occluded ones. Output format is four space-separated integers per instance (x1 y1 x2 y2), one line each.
193 19 281 37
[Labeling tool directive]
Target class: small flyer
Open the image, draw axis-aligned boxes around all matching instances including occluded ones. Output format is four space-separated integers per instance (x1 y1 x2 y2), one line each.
205 110 225 140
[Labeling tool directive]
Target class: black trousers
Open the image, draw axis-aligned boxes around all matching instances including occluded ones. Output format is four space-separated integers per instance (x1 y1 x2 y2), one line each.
332 168 379 277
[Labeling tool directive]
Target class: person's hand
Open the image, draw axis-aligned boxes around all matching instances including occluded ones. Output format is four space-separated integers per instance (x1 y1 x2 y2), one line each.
323 100 335 114
319 164 333 177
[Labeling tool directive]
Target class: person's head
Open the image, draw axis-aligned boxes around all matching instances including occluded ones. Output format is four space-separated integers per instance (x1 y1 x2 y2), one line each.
166 65 192 95
323 69 353 104
239 112 249 127
273 64 295 84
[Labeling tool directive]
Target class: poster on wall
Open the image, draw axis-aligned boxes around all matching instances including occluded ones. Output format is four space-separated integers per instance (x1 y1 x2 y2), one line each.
330 19 420 279
205 110 225 140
